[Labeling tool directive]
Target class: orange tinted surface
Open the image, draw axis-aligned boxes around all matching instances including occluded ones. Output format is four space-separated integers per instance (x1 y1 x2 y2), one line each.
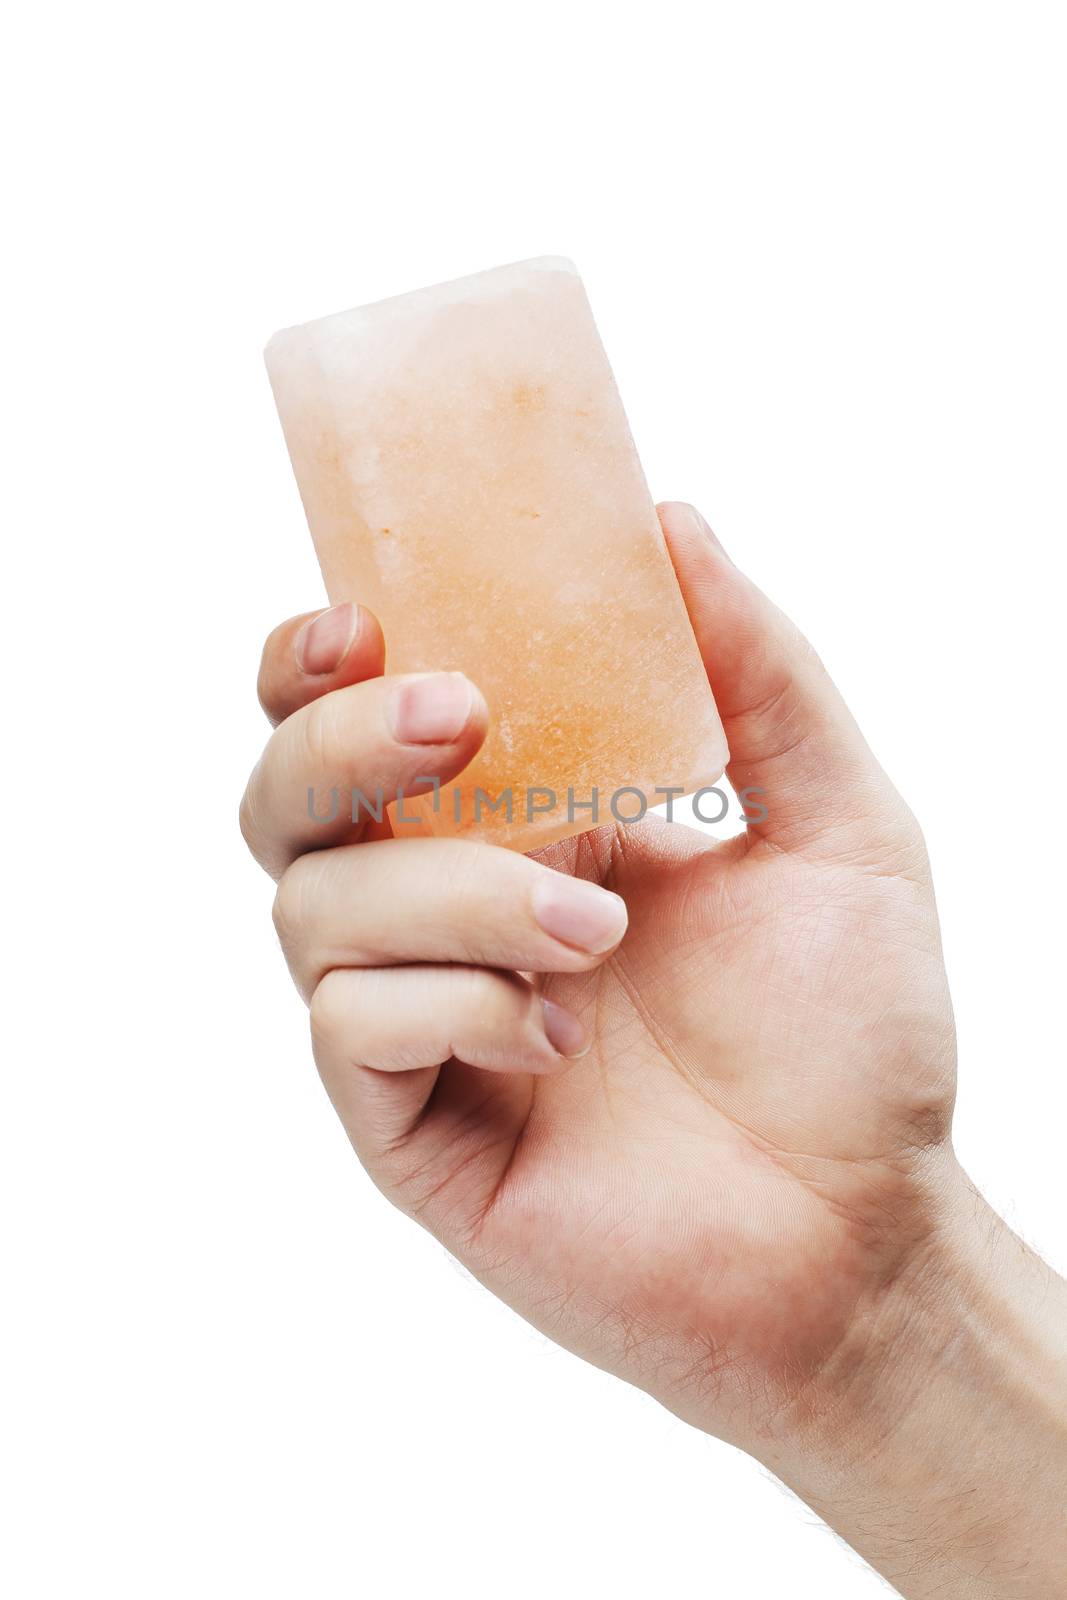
266 257 728 851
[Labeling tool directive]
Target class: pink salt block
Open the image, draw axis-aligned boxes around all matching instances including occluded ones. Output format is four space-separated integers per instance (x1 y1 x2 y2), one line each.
265 257 728 851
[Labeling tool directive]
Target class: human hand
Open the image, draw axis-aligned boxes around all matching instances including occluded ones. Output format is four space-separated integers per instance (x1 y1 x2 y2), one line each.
241 503 1067 1596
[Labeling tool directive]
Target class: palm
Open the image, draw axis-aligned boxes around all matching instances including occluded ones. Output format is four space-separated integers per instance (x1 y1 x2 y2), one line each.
375 815 956 1438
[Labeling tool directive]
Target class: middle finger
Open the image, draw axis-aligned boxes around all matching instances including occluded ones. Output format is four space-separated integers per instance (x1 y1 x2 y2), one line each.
274 838 630 1000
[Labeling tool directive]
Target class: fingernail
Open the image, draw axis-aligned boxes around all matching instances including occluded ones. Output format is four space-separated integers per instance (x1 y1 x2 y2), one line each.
542 998 591 1059
296 603 360 675
388 673 475 745
531 876 628 954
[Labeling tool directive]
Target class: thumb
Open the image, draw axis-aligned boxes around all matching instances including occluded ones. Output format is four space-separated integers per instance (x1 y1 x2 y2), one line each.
659 501 921 867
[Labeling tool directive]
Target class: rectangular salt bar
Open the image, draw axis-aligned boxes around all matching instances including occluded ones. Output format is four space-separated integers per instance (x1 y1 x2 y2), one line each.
265 257 728 852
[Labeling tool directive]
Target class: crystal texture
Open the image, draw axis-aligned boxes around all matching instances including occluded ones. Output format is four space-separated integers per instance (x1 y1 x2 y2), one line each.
265 257 728 851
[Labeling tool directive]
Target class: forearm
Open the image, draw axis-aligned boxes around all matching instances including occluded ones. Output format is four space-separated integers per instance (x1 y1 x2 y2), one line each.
773 1176 1067 1596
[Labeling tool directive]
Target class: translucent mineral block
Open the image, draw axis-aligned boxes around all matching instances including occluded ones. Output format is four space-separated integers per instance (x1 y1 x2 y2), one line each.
265 257 728 851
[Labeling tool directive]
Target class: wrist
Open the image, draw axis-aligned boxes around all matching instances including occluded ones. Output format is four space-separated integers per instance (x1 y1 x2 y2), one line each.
766 1160 1067 1596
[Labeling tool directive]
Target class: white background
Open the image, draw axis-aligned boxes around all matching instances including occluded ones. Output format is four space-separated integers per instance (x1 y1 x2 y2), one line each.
4 4 1065 1596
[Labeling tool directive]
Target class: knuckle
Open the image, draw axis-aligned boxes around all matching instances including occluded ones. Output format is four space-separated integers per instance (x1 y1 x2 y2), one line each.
238 766 266 861
271 858 310 953
238 759 288 880
309 968 352 1053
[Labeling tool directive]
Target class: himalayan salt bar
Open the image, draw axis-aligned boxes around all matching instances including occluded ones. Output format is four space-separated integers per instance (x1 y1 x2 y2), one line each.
265 257 728 852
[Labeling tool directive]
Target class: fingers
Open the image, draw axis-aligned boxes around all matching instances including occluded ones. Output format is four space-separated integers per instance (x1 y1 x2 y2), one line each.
311 964 587 1154
312 964 588 1076
659 501 922 863
258 602 386 726
273 838 629 999
240 670 488 877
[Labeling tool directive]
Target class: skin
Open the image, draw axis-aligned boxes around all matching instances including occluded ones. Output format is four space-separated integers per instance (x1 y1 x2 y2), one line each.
241 502 1067 1596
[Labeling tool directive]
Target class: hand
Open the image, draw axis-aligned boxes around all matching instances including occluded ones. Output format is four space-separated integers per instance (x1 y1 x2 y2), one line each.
241 503 1067 1596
